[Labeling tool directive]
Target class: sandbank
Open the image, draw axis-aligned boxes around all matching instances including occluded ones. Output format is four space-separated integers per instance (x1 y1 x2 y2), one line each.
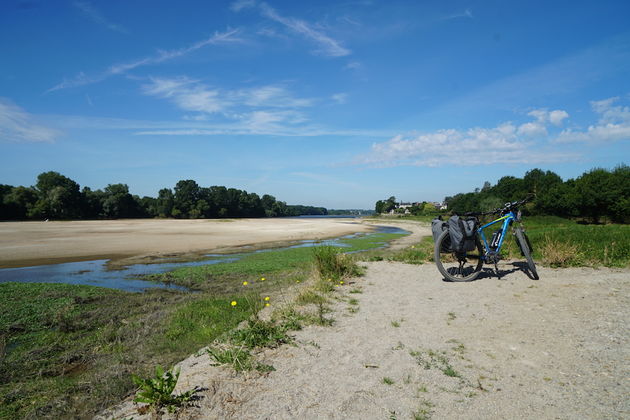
0 218 373 268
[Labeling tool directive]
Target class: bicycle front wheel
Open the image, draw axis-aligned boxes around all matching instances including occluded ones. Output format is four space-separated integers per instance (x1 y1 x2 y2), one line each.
515 227 539 280
434 230 484 282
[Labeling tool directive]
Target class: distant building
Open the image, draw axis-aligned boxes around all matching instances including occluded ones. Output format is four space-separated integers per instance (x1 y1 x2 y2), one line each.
388 201 446 214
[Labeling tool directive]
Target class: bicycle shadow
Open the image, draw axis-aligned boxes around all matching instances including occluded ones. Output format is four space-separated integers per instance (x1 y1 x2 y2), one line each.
442 261 537 282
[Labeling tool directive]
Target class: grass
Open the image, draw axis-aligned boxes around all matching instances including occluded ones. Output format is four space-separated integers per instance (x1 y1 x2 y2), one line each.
485 216 630 268
404 214 630 268
206 346 273 373
1 226 412 419
0 282 259 420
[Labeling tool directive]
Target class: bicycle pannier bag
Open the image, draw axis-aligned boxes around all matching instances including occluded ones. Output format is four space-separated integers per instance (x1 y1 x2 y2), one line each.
431 217 447 243
447 215 477 253
432 217 450 253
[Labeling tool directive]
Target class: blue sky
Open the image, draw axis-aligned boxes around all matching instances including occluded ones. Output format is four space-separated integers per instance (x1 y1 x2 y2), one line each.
1 0 629 209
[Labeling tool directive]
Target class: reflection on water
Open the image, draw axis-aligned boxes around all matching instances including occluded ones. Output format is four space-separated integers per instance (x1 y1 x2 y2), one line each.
0 225 408 292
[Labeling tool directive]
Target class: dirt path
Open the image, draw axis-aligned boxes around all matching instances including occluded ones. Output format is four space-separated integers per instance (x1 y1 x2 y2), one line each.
99 243 629 419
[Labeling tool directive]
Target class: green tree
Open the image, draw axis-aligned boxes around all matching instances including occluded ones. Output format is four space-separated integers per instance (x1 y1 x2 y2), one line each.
2 186 37 220
31 171 83 219
173 180 200 218
101 184 139 219
156 188 175 218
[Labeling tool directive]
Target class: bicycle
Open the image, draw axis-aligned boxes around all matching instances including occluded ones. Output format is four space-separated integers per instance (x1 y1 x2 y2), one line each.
434 198 538 282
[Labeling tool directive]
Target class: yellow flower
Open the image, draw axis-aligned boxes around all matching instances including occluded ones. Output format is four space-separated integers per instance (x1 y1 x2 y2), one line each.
265 303 270 307
296 280 301 283
264 296 270 301
339 281 344 285
261 277 266 281
242 281 248 286
411 245 415 249
231 301 237 306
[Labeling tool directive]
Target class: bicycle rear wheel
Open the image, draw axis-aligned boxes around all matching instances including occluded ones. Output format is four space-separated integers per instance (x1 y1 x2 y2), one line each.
515 227 539 280
434 230 484 282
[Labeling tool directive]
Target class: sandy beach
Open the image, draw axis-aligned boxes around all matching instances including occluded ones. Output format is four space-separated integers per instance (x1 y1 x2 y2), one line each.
97 224 630 420
0 218 373 269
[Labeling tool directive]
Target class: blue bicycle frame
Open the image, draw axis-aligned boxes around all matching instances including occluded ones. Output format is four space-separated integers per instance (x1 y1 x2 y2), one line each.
477 210 516 259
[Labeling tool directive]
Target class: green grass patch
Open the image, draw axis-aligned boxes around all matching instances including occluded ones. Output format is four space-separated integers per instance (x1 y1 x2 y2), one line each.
488 216 630 267
0 228 412 419
0 282 253 420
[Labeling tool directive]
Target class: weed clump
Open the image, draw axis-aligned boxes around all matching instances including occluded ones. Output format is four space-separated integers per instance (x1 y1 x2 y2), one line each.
312 245 360 281
539 235 584 267
131 366 195 414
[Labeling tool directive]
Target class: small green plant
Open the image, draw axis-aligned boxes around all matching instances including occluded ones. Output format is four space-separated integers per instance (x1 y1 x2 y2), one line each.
131 366 195 414
391 318 404 327
382 377 395 385
206 346 274 372
413 399 434 420
230 319 293 349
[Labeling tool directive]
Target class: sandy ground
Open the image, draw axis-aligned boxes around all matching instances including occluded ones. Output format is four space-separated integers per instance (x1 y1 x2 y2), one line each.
98 224 629 420
0 218 373 268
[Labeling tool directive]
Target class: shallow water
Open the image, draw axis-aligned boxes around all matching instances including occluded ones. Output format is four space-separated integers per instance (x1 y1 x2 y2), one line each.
0 226 408 292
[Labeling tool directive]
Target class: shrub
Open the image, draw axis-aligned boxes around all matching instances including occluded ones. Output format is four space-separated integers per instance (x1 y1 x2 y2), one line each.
312 246 360 281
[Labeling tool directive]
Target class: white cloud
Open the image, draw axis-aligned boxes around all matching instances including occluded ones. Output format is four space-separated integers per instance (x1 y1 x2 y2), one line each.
143 77 225 114
143 77 314 116
549 110 569 126
0 99 61 142
517 121 547 137
233 85 314 108
527 108 569 126
556 96 630 143
48 29 242 92
142 77 316 134
358 111 576 167
240 2 350 57
230 0 257 12
331 93 348 104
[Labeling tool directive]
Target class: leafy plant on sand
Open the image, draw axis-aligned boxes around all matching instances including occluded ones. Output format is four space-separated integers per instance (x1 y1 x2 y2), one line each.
312 245 361 281
131 366 195 414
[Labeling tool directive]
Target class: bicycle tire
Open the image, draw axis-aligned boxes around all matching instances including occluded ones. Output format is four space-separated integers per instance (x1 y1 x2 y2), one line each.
434 230 484 282
515 227 539 280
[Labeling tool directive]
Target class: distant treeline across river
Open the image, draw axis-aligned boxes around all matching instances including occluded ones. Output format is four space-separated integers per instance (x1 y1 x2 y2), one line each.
1 171 332 220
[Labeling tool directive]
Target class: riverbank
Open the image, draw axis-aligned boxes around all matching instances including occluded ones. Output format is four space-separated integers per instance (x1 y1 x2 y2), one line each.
100 254 630 420
0 218 372 269
0 222 411 419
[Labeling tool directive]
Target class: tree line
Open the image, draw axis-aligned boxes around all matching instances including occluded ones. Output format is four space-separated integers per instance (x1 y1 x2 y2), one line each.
0 172 328 221
375 165 629 223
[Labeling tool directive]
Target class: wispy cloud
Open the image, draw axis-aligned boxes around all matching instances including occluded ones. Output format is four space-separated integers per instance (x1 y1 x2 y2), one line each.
440 9 473 21
556 96 630 143
142 76 314 116
0 98 61 142
331 93 348 104
47 29 242 92
233 1 351 57
74 1 127 33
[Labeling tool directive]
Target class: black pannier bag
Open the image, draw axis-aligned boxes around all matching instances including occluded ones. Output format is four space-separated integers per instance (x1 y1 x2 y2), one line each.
432 217 450 253
447 215 477 253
